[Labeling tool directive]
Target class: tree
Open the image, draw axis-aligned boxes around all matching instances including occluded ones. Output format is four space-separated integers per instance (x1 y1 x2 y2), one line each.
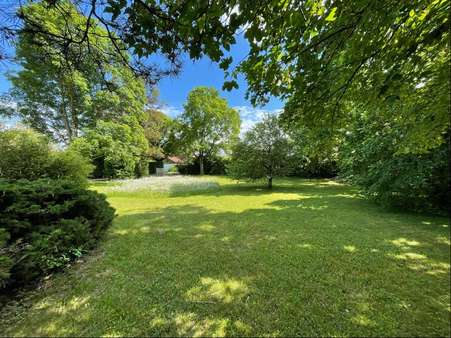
176 87 240 175
228 115 292 189
70 117 148 179
288 126 338 178
0 1 146 143
142 108 173 160
338 111 449 212
2 1 447 152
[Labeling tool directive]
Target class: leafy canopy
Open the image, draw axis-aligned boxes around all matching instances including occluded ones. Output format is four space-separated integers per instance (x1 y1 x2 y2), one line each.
228 115 292 188
70 118 148 179
236 0 449 154
175 86 240 174
2 0 447 153
1 1 146 143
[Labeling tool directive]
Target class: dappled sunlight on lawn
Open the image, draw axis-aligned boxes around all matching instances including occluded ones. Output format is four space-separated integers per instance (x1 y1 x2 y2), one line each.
389 238 421 247
343 245 358 253
173 313 228 337
185 277 250 304
1 178 449 336
149 312 253 337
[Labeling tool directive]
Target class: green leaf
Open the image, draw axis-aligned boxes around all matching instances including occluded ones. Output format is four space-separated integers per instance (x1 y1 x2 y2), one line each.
325 7 337 22
219 57 233 71
309 30 319 39
222 80 239 91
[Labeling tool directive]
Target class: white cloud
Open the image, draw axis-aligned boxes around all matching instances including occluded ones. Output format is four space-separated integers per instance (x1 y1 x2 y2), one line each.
157 104 283 137
233 106 282 136
159 105 183 118
0 117 19 129
220 5 240 25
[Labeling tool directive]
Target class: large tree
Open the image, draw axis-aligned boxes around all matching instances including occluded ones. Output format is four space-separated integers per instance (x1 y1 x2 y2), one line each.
0 0 444 147
236 0 449 155
228 115 292 189
70 116 148 179
142 108 173 160
1 0 447 154
140 89 174 160
176 86 240 175
0 1 146 143
338 110 449 211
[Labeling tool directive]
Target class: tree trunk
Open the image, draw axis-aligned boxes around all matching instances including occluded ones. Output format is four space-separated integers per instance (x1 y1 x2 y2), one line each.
268 176 273 189
199 155 204 175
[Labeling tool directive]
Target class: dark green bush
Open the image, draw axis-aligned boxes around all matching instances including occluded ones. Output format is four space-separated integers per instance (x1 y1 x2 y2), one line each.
339 116 449 213
135 158 149 177
178 156 229 175
0 128 92 184
69 120 148 179
0 229 12 288
290 158 338 178
0 179 115 288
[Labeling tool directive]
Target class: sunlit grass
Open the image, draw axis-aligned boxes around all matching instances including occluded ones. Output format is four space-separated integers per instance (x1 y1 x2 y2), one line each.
1 177 449 336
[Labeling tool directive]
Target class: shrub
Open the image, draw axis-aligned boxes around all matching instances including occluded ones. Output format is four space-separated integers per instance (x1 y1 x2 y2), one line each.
0 229 12 288
339 116 449 212
290 157 338 178
70 120 148 179
0 128 92 184
47 150 93 184
0 179 115 288
135 159 149 177
178 156 229 175
0 128 51 180
168 165 178 174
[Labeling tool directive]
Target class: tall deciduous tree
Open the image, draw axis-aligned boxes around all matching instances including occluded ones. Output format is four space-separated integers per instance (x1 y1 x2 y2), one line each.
70 116 148 179
1 1 146 143
228 115 292 189
1 1 447 153
142 108 173 160
176 87 240 175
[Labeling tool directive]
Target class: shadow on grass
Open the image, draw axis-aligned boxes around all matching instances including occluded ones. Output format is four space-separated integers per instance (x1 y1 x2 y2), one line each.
168 178 360 198
2 188 450 336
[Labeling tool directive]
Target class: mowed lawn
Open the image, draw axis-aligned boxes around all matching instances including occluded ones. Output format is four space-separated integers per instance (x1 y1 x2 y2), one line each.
1 177 449 336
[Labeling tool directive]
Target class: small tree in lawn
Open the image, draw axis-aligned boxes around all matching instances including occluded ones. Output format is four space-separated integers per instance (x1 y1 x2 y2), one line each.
228 115 292 188
177 87 240 175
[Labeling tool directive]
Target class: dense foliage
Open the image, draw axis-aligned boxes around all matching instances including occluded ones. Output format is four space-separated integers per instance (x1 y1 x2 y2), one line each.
0 128 92 184
237 1 449 151
228 115 292 188
5 1 446 151
0 179 115 289
288 126 339 178
339 114 449 212
177 155 229 176
70 119 148 179
0 1 146 143
142 108 173 160
174 87 240 175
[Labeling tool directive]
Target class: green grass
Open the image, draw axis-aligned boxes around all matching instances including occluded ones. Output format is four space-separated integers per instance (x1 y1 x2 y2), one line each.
1 177 449 336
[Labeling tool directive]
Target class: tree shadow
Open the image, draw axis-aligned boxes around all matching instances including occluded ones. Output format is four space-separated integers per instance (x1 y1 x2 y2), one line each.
168 178 360 198
1 194 449 336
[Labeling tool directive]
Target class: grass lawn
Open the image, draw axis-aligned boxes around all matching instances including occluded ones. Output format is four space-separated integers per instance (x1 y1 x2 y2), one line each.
1 177 449 336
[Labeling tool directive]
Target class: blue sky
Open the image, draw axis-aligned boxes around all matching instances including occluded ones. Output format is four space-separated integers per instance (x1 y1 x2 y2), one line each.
0 34 283 132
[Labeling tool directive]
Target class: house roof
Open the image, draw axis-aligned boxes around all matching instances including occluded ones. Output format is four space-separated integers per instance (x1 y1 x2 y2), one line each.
166 156 184 164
